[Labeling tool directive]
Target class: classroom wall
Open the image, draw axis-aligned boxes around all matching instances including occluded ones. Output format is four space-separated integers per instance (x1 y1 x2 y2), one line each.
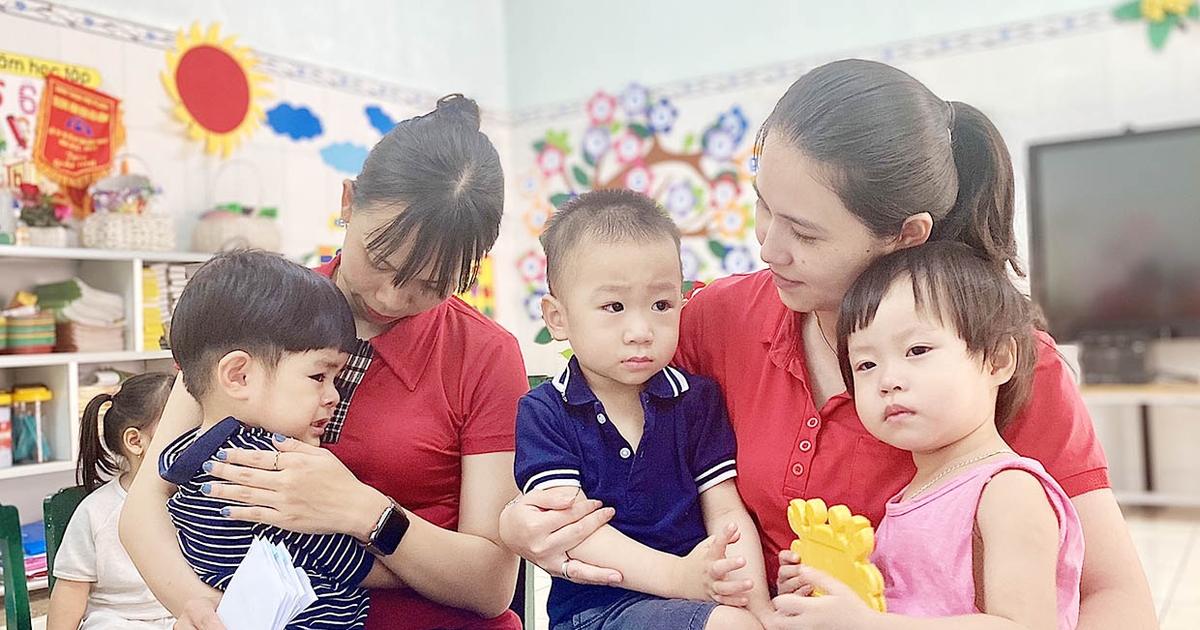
1 1 1198 519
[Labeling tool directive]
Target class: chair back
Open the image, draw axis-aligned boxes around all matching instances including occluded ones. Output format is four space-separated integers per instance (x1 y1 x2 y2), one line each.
1 502 32 630
44 485 87 593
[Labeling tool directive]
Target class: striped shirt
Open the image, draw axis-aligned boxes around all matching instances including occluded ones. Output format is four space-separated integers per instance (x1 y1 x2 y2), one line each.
159 417 374 629
514 357 737 625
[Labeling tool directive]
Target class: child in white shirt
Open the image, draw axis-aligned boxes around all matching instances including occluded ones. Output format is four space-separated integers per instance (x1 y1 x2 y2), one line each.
47 373 175 630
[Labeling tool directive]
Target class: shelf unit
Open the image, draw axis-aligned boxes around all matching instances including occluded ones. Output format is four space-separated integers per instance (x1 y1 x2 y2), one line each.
1080 384 1200 508
0 247 209 486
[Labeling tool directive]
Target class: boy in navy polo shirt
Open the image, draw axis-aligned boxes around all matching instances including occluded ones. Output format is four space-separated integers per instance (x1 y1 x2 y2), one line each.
158 250 403 629
516 190 771 630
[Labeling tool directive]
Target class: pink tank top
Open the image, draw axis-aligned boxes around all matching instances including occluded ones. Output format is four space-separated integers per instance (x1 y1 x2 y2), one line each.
871 456 1083 629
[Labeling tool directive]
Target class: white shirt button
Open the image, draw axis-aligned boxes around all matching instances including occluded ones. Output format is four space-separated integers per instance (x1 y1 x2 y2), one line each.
799 440 812 452
619 447 632 459
807 417 819 428
597 413 607 424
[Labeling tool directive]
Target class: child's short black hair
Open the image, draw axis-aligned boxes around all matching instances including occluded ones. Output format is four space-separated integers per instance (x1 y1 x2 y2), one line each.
835 241 1038 431
170 250 357 399
539 189 681 295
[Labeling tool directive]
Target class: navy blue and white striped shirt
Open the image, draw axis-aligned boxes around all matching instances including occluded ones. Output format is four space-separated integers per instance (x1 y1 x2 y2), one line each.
160 417 374 629
514 357 738 624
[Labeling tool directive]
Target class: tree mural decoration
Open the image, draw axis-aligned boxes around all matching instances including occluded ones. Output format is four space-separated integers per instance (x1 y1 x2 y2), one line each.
520 84 762 344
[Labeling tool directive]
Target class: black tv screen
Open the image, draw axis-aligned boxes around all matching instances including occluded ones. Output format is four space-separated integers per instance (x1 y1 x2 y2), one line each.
1028 125 1200 343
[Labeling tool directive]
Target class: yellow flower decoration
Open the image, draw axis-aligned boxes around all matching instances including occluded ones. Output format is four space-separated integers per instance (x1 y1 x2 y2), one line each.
1115 0 1199 49
1141 0 1193 21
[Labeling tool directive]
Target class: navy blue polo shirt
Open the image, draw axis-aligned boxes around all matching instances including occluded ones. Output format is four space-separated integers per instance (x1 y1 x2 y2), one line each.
160 417 374 629
514 357 737 624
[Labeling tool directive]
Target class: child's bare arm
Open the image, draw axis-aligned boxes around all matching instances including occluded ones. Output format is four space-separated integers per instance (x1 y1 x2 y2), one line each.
773 470 1062 630
46 579 91 630
699 480 773 616
566 489 750 604
972 469 1061 630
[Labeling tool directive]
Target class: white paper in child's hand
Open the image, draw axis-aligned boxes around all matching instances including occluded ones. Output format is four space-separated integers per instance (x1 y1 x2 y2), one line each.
217 537 317 630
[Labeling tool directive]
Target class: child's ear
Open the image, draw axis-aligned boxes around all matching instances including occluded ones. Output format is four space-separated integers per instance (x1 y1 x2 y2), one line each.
216 350 257 401
987 336 1019 387
122 426 146 459
541 294 570 342
340 180 355 224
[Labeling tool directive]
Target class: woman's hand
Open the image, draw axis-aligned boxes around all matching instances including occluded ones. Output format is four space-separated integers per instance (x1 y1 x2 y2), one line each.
201 435 387 539
497 486 621 585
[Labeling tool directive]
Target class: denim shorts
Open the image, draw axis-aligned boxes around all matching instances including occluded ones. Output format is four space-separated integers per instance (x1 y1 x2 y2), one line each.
551 591 719 630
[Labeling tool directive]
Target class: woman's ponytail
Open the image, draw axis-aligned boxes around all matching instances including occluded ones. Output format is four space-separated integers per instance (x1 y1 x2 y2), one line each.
938 101 1022 276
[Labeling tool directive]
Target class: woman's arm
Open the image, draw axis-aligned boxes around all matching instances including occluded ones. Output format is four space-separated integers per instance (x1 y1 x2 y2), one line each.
1073 489 1157 630
1007 338 1156 629
371 451 521 618
46 579 90 630
119 374 223 615
207 446 520 619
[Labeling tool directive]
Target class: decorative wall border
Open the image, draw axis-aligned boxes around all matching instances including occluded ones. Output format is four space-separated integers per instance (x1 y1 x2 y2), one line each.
506 8 1121 126
0 0 443 111
1 1 1123 126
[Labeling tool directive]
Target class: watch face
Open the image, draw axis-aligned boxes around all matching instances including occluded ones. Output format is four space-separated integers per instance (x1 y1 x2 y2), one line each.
374 504 409 556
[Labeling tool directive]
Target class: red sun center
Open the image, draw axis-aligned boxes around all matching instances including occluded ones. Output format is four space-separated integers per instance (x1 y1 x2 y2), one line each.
175 45 250 134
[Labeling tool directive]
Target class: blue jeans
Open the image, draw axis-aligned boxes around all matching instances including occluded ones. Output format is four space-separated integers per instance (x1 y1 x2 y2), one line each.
552 591 719 630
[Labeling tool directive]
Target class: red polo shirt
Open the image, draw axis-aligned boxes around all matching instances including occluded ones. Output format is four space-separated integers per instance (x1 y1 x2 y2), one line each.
675 270 1109 584
315 260 527 630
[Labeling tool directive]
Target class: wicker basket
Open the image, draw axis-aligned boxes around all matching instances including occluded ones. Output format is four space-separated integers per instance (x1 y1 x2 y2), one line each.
81 213 176 251
191 211 281 253
80 158 175 251
190 161 281 253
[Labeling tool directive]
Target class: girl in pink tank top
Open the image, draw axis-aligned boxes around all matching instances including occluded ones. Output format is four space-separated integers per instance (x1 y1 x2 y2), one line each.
776 242 1084 630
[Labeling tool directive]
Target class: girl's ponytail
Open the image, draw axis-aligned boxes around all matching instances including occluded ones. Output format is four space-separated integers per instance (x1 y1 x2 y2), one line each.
78 393 117 494
76 372 173 493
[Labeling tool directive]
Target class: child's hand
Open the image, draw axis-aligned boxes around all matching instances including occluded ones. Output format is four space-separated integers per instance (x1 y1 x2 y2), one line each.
775 549 815 596
174 595 227 630
772 565 878 630
674 521 754 606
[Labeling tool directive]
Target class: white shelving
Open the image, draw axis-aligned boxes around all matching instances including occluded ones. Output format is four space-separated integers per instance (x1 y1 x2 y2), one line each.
0 248 206 489
0 459 74 480
1079 384 1200 407
1081 384 1200 508
0 245 210 263
0 350 174 369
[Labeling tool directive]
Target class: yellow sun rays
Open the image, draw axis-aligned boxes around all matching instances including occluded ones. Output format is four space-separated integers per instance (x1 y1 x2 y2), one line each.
161 22 272 158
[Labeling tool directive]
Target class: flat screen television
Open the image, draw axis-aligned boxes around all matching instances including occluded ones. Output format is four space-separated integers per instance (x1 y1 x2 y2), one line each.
1027 124 1200 344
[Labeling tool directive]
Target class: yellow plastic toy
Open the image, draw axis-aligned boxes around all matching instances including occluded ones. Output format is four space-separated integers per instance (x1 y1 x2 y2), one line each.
787 498 887 612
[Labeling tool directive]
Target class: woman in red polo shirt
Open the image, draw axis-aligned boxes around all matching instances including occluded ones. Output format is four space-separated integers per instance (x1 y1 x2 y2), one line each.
500 60 1156 629
122 95 528 630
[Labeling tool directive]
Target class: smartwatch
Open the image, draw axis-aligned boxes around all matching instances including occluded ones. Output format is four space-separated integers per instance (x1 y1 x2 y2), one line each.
361 499 409 557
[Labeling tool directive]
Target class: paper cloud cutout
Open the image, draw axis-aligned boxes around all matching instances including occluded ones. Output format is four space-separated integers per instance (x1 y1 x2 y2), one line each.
266 103 323 140
320 143 369 174
365 105 397 136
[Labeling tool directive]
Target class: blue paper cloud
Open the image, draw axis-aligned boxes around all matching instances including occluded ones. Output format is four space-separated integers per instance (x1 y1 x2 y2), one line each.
266 103 323 140
320 143 369 174
365 105 397 136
